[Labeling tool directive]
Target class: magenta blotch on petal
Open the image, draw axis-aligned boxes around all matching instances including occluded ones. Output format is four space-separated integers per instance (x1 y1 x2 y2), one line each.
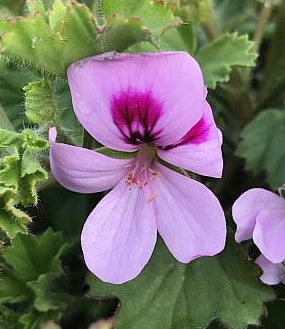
49 51 226 284
158 102 223 178
67 52 205 151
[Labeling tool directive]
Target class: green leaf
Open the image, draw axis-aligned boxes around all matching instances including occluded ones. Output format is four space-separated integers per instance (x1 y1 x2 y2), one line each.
28 273 72 313
24 80 58 126
0 229 70 320
19 309 61 329
0 305 21 329
0 0 179 76
0 129 48 206
196 33 257 88
236 109 285 188
0 186 31 239
1 229 67 282
102 0 181 36
88 237 274 329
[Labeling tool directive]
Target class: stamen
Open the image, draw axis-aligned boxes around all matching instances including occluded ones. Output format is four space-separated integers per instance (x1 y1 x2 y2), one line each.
147 193 156 203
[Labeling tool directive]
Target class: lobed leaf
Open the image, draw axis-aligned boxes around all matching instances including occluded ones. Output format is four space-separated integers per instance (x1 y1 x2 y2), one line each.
196 33 257 88
236 109 285 188
88 236 274 329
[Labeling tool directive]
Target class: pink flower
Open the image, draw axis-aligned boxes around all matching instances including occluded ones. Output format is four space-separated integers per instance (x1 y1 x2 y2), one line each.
49 52 226 284
233 188 285 285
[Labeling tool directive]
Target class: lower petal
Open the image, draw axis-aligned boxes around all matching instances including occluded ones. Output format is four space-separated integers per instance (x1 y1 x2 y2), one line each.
232 188 285 243
49 127 131 193
81 178 157 284
253 208 285 263
152 163 226 263
255 255 285 285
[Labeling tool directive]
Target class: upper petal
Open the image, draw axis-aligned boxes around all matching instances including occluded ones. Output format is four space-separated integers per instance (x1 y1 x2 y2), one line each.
67 52 205 151
49 127 130 193
232 188 285 242
81 178 157 284
152 163 226 263
158 101 223 178
255 255 285 285
253 208 285 263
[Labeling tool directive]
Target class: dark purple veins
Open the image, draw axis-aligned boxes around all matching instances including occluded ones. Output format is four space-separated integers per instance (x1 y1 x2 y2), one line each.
111 89 162 145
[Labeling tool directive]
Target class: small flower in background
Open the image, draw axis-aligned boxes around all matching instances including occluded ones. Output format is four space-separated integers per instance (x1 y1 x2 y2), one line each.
233 188 285 285
49 52 226 284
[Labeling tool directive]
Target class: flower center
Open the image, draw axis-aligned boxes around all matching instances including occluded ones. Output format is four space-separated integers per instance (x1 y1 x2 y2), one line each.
125 144 158 193
111 89 163 145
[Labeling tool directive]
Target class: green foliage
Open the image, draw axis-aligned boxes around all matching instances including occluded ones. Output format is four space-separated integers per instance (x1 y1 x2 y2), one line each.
0 305 21 329
237 109 285 188
0 128 48 238
196 33 257 88
0 0 179 76
0 186 31 239
88 237 274 329
24 80 58 126
0 229 70 329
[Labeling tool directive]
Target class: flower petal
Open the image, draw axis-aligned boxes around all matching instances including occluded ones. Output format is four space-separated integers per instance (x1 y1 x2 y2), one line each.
232 188 285 243
81 179 157 284
152 163 226 263
67 52 204 151
255 255 285 285
158 101 223 178
49 127 130 193
253 208 285 263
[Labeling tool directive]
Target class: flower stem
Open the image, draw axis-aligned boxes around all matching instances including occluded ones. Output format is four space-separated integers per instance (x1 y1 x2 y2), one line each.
254 0 274 53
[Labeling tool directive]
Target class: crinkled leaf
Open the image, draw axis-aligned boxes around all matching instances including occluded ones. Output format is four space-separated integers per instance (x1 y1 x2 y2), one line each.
0 0 178 76
236 109 285 188
0 186 31 239
0 129 48 206
88 237 274 329
196 33 257 88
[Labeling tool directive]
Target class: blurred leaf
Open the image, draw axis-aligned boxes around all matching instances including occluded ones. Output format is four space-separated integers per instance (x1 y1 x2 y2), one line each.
0 305 21 329
88 237 274 329
0 229 70 328
236 109 285 188
258 0 285 107
263 300 285 329
19 309 62 329
196 33 257 88
0 63 36 129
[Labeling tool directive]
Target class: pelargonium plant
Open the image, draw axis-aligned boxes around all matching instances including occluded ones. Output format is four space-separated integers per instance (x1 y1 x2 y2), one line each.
0 1 285 328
